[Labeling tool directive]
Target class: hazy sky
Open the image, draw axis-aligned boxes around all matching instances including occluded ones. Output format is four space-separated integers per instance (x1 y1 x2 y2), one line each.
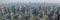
0 0 60 3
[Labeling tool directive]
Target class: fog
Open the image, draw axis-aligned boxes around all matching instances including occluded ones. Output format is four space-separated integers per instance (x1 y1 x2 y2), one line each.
0 0 60 3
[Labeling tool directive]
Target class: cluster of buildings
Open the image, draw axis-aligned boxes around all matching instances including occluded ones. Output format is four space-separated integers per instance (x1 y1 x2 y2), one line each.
0 3 60 20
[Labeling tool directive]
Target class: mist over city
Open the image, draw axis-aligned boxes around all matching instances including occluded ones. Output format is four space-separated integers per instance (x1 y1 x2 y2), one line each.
0 0 60 20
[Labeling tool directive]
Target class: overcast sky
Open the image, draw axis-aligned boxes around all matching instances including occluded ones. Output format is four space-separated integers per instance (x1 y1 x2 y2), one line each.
0 0 60 3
